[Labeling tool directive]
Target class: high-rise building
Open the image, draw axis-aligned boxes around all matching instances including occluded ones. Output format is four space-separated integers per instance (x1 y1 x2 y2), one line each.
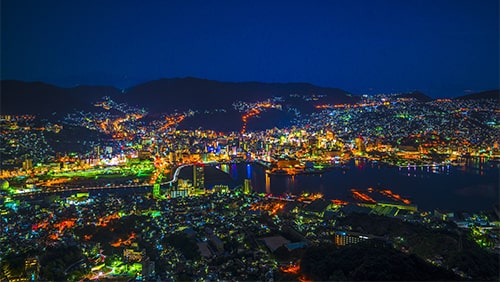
193 164 204 189
22 159 33 170
24 256 40 281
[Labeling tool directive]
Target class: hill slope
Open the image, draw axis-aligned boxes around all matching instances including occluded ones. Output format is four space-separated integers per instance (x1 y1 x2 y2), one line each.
0 80 120 117
1 78 358 132
121 77 358 113
395 91 433 102
455 89 499 100
1 78 357 116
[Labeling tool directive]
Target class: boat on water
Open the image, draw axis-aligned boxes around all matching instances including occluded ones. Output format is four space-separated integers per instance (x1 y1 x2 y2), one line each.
268 166 338 176
269 169 291 175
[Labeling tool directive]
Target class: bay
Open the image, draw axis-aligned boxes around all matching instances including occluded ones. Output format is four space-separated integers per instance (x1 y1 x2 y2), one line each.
217 158 499 212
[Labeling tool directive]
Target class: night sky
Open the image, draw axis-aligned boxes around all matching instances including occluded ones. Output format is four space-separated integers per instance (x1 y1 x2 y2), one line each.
1 0 498 97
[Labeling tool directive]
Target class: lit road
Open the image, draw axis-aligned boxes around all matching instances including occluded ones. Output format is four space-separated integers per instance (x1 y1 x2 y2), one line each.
10 164 192 198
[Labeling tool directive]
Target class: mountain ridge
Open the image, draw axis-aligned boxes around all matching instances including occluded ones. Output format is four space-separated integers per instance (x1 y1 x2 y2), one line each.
1 77 357 116
120 77 357 113
454 89 499 100
395 91 433 102
3 77 497 119
1 80 105 117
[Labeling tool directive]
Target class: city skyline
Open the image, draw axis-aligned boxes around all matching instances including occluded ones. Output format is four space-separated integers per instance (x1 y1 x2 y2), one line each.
1 1 499 281
1 0 499 98
1 79 499 281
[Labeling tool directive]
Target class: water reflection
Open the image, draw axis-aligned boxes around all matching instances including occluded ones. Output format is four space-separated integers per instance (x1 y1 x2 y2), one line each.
231 163 238 179
398 163 453 177
224 158 498 212
265 171 270 194
287 175 295 193
246 164 251 179
220 163 229 174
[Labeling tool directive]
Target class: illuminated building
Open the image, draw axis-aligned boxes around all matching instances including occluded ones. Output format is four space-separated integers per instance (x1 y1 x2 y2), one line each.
213 184 229 193
67 192 90 205
355 136 365 153
363 202 418 216
124 248 145 262
334 231 367 246
171 179 192 197
325 130 335 140
434 209 455 221
265 171 270 194
93 146 100 157
22 159 33 170
303 199 330 218
168 151 175 163
193 164 204 189
138 150 151 160
277 159 300 169
24 256 40 281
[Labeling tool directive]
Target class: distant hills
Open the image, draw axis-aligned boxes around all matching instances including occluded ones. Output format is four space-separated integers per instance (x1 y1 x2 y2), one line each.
0 80 120 117
1 77 357 117
1 78 497 123
119 77 357 113
454 89 499 100
394 91 433 102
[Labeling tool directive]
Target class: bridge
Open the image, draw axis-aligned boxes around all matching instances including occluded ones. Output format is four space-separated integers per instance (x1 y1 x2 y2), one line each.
153 164 192 199
159 164 190 185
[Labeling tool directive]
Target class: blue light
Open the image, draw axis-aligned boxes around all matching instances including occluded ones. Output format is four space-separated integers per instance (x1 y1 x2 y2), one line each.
231 164 238 179
246 164 251 179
